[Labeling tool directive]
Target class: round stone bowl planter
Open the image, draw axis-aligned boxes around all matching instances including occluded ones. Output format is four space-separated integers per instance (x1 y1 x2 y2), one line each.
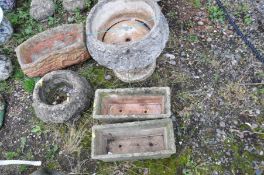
0 7 13 45
86 0 169 82
33 70 93 123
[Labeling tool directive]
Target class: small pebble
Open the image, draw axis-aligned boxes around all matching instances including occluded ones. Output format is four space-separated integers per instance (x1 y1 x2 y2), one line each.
63 0 85 12
220 121 225 127
164 53 176 60
198 21 204 26
0 55 12 81
207 37 212 42
168 60 176 65
105 74 112 80
67 16 74 23
30 0 55 21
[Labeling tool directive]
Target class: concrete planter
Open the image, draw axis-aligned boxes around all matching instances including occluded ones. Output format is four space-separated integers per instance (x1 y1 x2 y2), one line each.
33 70 93 123
15 24 90 77
86 0 169 82
0 7 13 45
93 87 171 122
92 118 176 162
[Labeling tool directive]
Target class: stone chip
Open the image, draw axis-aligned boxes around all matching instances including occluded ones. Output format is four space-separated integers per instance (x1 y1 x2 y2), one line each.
0 55 12 81
30 0 55 21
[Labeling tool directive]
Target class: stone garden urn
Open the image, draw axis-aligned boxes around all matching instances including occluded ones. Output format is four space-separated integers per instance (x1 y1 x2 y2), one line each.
86 0 169 82
0 0 16 11
0 7 13 45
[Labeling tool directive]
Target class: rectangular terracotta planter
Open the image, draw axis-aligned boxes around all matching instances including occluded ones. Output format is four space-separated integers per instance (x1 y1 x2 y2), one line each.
15 24 90 77
93 87 171 122
91 118 176 162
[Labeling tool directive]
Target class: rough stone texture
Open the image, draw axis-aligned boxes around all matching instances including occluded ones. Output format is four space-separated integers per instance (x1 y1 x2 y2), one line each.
0 94 5 128
86 0 169 71
255 0 264 14
63 0 85 12
0 8 13 45
31 168 65 175
114 62 156 83
92 119 176 162
30 0 55 21
255 0 264 24
0 55 12 81
15 24 90 77
93 87 171 122
33 70 93 123
0 0 15 11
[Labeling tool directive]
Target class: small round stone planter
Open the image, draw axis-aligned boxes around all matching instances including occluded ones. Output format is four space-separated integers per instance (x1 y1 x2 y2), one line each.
86 0 169 82
33 70 93 123
0 7 13 45
0 0 16 11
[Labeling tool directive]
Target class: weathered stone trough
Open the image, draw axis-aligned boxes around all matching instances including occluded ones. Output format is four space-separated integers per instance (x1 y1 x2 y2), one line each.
86 0 169 82
33 70 93 123
93 87 171 122
15 24 90 77
91 118 176 161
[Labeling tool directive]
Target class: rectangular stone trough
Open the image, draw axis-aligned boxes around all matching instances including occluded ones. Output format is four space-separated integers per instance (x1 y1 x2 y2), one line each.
91 118 176 162
93 87 171 122
15 24 90 77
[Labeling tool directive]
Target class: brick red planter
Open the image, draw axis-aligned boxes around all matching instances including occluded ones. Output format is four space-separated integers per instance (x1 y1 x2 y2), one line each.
15 24 90 77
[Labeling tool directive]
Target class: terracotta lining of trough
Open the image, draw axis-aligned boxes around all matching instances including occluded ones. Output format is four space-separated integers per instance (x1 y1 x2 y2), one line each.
91 118 176 162
15 24 90 77
93 87 171 122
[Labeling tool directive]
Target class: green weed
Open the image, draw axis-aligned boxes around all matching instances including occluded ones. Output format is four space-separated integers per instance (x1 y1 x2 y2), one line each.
193 0 201 8
23 77 40 93
31 125 43 136
208 5 225 22
5 151 18 159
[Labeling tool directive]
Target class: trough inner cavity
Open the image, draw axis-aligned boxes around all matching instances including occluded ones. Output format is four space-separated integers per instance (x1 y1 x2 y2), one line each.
39 79 74 105
20 31 80 64
97 128 166 155
101 95 165 115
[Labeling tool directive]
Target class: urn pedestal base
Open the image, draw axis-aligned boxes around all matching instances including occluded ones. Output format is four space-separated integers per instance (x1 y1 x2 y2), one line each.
114 62 156 83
